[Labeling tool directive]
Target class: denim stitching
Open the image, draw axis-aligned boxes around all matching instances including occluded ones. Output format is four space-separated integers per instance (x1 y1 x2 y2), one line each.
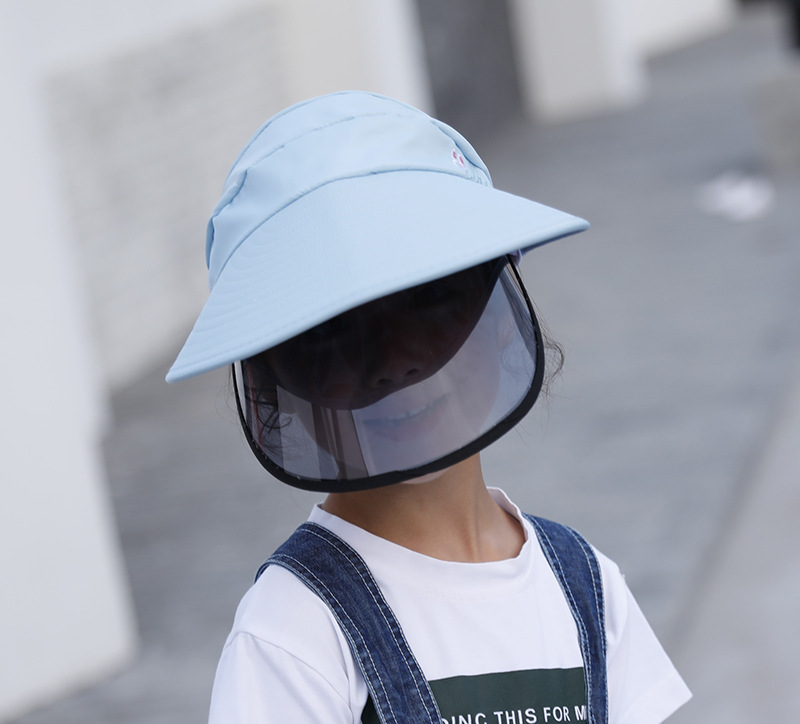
564 526 607 656
302 525 439 722
269 552 401 724
562 529 600 616
530 516 608 724
562 526 606 722
268 522 440 724
529 518 596 724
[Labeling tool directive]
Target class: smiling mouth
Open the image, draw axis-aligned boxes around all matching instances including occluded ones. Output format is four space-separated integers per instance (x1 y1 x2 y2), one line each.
361 394 448 437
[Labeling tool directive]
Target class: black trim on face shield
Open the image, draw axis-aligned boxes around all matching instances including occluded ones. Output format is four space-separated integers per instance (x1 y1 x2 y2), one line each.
233 257 545 492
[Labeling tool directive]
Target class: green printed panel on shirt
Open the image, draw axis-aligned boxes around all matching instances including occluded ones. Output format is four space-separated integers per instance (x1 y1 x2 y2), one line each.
362 667 586 724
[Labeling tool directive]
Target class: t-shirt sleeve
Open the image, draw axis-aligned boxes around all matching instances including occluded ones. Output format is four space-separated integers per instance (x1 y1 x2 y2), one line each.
207 566 362 724
208 632 353 724
600 552 692 724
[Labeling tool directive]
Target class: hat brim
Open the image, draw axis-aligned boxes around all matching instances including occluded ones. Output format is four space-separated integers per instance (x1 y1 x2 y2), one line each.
166 170 588 382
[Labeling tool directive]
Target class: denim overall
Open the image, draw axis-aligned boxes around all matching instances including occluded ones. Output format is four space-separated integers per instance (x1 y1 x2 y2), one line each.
257 515 607 724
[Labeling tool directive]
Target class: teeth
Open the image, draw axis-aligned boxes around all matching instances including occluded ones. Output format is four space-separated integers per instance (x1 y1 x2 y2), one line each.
367 398 440 427
387 403 430 424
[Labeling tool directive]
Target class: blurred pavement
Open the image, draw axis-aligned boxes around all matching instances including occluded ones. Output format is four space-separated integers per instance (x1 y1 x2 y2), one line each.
11 4 800 722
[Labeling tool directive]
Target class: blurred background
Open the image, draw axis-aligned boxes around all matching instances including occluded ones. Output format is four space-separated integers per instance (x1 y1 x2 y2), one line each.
2 0 799 722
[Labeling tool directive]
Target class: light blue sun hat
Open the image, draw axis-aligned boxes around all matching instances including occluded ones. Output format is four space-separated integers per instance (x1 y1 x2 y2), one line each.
166 91 588 382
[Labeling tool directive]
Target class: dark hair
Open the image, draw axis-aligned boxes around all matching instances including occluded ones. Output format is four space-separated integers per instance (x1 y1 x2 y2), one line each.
538 315 565 396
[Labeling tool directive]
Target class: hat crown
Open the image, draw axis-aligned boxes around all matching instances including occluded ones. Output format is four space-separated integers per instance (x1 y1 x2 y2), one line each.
167 91 589 384
206 91 492 288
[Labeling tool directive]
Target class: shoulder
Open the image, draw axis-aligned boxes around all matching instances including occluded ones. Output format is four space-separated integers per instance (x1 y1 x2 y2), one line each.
522 518 691 723
522 515 630 621
209 563 365 723
523 516 629 605
229 563 352 671
591 546 633 644
576 544 692 724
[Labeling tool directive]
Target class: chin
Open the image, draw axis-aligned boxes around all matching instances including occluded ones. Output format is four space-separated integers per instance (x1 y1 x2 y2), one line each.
399 468 449 486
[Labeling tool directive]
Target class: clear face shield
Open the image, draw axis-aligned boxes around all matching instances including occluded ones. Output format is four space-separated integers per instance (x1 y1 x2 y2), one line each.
233 256 544 492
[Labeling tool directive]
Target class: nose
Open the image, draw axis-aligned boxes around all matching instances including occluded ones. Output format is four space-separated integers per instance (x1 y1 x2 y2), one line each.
366 322 431 391
369 356 422 389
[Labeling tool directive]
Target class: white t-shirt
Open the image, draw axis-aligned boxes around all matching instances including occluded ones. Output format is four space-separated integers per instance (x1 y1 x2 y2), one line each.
209 490 690 724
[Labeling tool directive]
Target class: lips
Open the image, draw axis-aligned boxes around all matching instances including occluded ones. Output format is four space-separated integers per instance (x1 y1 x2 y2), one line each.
360 393 449 442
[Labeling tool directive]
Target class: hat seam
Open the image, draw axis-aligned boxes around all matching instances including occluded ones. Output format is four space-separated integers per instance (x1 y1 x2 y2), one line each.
225 91 414 172
208 110 481 273
210 166 488 287
224 110 455 186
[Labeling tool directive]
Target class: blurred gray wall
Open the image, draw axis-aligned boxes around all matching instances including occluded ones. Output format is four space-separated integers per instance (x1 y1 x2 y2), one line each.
413 0 523 139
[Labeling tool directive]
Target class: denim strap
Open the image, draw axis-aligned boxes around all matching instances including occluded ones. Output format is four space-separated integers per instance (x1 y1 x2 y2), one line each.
257 522 441 724
526 515 608 724
258 516 607 724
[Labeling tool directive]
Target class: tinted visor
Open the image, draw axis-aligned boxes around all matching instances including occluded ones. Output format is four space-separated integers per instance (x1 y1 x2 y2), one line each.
234 257 544 491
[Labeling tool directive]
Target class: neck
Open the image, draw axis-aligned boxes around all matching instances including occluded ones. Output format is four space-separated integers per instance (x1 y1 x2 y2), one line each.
322 455 524 563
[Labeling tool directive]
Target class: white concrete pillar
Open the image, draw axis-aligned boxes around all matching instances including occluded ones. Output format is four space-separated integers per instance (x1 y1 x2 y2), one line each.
0 3 136 718
507 0 646 122
624 0 736 56
357 0 434 111
281 0 433 111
